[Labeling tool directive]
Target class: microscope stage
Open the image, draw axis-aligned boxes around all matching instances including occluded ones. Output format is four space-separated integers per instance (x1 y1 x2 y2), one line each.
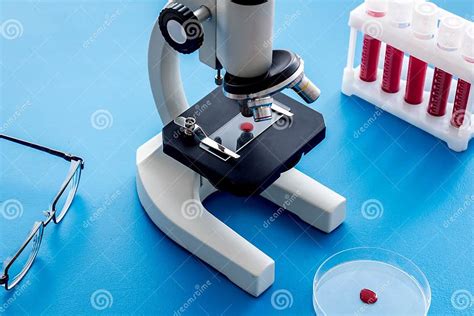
162 88 326 196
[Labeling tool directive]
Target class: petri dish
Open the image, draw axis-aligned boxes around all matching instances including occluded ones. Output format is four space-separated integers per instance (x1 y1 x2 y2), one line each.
313 248 431 315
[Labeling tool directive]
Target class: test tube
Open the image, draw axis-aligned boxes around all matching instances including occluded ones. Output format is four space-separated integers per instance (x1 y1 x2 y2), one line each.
451 24 474 128
404 2 438 104
360 0 388 82
381 0 414 93
427 16 464 117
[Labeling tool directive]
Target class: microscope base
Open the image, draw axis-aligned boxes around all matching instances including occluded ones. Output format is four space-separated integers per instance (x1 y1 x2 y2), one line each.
136 134 346 297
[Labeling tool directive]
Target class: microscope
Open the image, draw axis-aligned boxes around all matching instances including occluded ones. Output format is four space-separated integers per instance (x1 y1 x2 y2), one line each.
136 0 346 297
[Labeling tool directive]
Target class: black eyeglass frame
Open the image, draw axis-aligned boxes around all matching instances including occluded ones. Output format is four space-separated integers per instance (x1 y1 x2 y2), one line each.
0 134 84 290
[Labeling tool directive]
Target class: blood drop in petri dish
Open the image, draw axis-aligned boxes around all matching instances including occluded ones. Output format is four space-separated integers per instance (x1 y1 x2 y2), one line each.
360 288 378 304
313 248 431 315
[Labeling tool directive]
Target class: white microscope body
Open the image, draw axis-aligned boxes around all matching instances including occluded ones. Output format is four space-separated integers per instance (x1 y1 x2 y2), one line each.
136 0 346 297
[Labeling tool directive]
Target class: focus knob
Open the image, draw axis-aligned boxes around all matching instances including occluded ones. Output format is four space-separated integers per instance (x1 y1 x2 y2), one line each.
159 3 208 54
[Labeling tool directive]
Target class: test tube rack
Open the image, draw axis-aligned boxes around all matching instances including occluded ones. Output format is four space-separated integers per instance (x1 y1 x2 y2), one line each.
342 1 474 152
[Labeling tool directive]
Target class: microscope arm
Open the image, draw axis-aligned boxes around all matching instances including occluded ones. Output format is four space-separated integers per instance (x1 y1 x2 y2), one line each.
148 11 189 126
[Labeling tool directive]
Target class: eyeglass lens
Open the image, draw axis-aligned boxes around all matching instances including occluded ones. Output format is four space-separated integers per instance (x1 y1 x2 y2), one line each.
5 222 43 290
54 163 82 223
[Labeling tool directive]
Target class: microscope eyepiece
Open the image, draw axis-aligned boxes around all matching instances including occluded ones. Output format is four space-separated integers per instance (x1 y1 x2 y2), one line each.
291 75 321 104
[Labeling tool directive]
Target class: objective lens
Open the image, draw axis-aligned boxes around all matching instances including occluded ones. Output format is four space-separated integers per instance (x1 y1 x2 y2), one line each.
252 105 273 122
247 97 273 122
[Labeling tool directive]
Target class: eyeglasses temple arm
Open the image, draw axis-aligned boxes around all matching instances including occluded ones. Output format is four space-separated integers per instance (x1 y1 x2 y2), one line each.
0 134 83 166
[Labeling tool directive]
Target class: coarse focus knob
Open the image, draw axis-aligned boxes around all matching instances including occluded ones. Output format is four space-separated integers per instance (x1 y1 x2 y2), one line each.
158 3 207 54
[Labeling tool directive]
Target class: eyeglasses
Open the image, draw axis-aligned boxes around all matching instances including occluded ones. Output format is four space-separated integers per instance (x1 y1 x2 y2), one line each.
0 134 84 290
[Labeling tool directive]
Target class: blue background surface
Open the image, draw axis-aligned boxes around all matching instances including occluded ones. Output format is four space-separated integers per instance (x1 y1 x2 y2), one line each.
1 0 473 315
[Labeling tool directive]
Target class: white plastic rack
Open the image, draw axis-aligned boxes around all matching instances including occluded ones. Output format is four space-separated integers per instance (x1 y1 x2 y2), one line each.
342 1 474 152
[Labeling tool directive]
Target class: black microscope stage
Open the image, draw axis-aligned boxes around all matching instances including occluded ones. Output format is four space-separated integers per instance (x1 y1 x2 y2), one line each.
162 88 326 196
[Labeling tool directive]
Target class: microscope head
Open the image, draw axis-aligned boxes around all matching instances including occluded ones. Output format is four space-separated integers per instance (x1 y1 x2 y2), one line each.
216 0 320 122
158 0 320 122
222 50 321 122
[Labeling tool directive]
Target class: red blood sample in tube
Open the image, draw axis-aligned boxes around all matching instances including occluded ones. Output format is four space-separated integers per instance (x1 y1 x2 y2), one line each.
405 56 428 104
360 34 381 82
451 79 472 128
382 45 404 93
427 68 453 117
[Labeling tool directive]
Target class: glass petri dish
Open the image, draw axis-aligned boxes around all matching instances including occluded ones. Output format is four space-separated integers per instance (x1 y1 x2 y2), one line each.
313 247 431 315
